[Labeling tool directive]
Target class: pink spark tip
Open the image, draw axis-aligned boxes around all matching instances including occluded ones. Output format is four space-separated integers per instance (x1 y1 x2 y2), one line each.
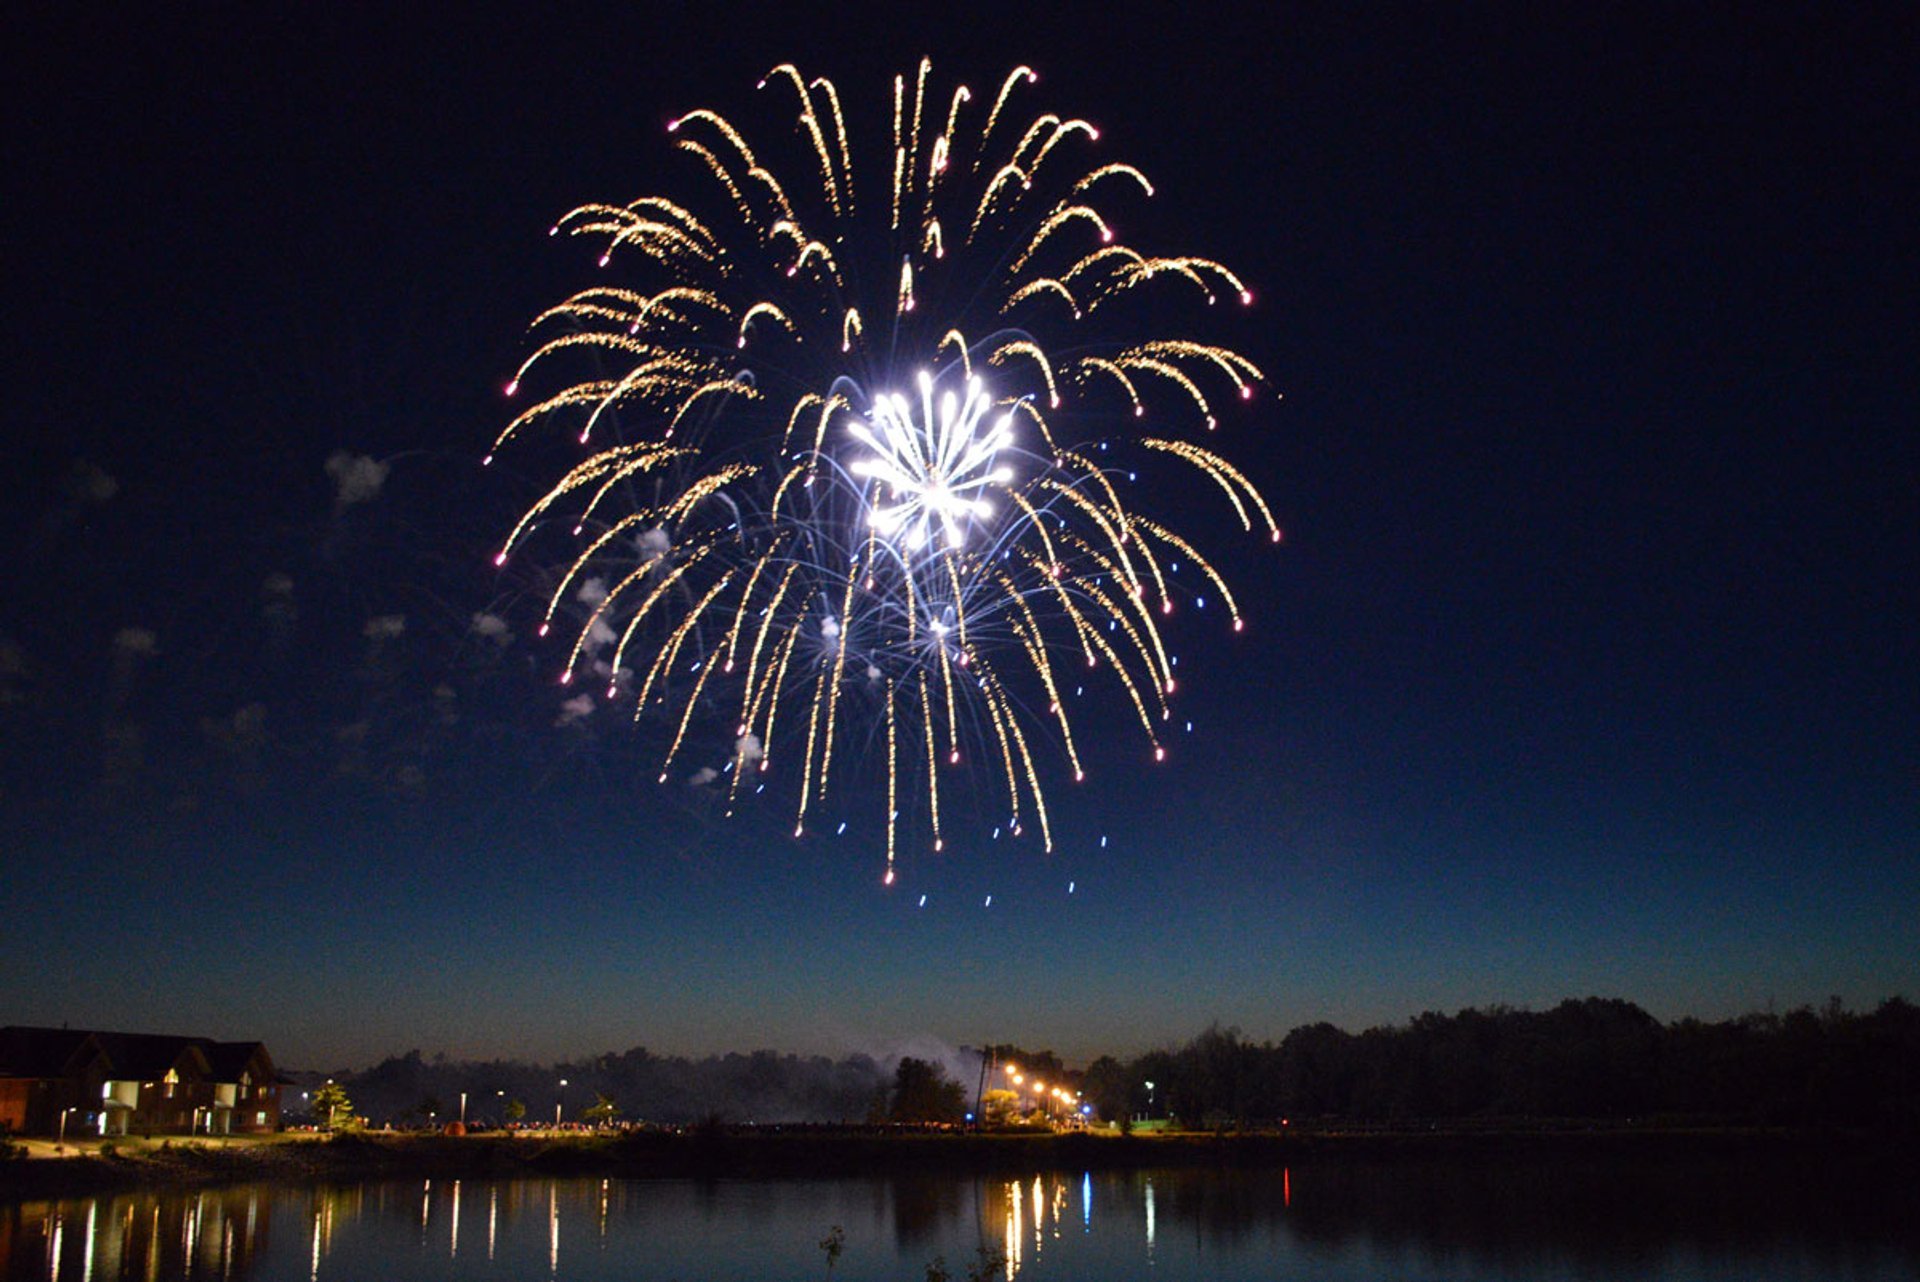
1049 396 1061 409
481 454 493 467
538 622 551 637
493 551 508 567
572 526 582 537
934 839 944 852
1241 289 1254 306
723 660 734 673
1271 529 1283 543
1074 768 1086 782
1162 600 1173 614
1134 405 1145 417
579 430 591 444
504 380 519 397
949 750 960 765
560 670 574 685
1240 386 1253 400
597 254 611 268
667 118 682 132
794 823 804 837
1154 746 1166 761
1233 619 1245 632
1101 229 1113 243
737 336 746 348
1166 679 1177 694
607 685 618 698
883 867 895 885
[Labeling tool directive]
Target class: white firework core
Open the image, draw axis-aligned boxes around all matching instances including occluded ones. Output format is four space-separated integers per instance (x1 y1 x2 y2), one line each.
848 371 1015 554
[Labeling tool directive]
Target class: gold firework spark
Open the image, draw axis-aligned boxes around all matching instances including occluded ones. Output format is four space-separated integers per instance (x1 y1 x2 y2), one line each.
490 61 1280 882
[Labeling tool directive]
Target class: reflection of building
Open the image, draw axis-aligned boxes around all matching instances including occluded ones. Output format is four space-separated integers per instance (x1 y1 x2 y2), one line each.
0 1027 285 1136
0 1186 274 1279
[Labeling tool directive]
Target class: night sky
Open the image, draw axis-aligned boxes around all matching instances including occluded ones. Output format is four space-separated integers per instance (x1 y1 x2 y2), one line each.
6 4 1915 1072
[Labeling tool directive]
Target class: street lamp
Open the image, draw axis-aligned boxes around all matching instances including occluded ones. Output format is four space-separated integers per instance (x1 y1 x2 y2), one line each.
459 1092 468 1125
1145 1080 1155 1118
556 1079 569 1127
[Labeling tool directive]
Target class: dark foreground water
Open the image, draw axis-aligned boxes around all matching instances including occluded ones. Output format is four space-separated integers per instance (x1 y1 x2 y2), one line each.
5 1157 1917 1281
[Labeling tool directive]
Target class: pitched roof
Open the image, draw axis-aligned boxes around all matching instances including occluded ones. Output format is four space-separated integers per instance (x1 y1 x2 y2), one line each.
92 1032 211 1079
199 1041 273 1080
0 1026 99 1077
0 1026 276 1083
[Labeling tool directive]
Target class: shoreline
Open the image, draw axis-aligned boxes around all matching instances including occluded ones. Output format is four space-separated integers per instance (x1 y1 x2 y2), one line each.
2 1126 1908 1202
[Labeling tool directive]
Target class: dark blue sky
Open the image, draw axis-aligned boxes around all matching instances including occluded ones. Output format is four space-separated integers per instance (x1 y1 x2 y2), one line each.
4 4 1914 1070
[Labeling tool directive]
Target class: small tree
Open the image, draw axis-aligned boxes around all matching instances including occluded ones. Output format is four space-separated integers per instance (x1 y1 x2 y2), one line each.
503 1098 526 1125
311 1081 355 1132
581 1093 621 1127
980 1088 1021 1127
890 1058 966 1124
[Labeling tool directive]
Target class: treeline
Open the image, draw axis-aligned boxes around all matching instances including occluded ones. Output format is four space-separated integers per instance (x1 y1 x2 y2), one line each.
305 996 1918 1131
314 1046 899 1129
1077 997 1920 1130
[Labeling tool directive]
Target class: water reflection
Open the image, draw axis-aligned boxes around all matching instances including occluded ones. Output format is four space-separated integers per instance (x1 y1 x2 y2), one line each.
1 1154 1913 1281
2 1187 272 1281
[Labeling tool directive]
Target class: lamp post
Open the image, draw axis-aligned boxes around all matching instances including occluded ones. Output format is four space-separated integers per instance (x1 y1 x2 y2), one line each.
555 1079 569 1128
459 1092 468 1125
1145 1080 1155 1119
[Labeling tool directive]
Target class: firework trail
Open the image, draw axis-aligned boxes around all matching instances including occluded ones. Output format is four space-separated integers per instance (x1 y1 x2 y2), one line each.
490 60 1280 882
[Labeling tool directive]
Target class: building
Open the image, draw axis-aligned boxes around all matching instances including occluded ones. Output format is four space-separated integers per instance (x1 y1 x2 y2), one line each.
0 1027 286 1137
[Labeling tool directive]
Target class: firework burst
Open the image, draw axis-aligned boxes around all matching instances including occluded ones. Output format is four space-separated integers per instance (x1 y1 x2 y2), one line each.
489 59 1280 882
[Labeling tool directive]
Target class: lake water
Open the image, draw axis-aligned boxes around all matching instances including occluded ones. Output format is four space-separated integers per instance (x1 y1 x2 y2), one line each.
4 1158 1915 1281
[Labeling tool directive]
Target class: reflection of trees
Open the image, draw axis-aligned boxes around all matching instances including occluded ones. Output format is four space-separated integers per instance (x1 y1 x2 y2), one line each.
887 1174 969 1250
8 1166 1913 1279
0 1186 274 1280
1093 1158 1920 1275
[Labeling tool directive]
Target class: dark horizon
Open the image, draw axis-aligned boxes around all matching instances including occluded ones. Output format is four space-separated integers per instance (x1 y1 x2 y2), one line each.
5 4 1915 1069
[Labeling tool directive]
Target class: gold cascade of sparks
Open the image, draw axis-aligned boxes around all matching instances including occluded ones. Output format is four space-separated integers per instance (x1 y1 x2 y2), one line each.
494 59 1280 883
